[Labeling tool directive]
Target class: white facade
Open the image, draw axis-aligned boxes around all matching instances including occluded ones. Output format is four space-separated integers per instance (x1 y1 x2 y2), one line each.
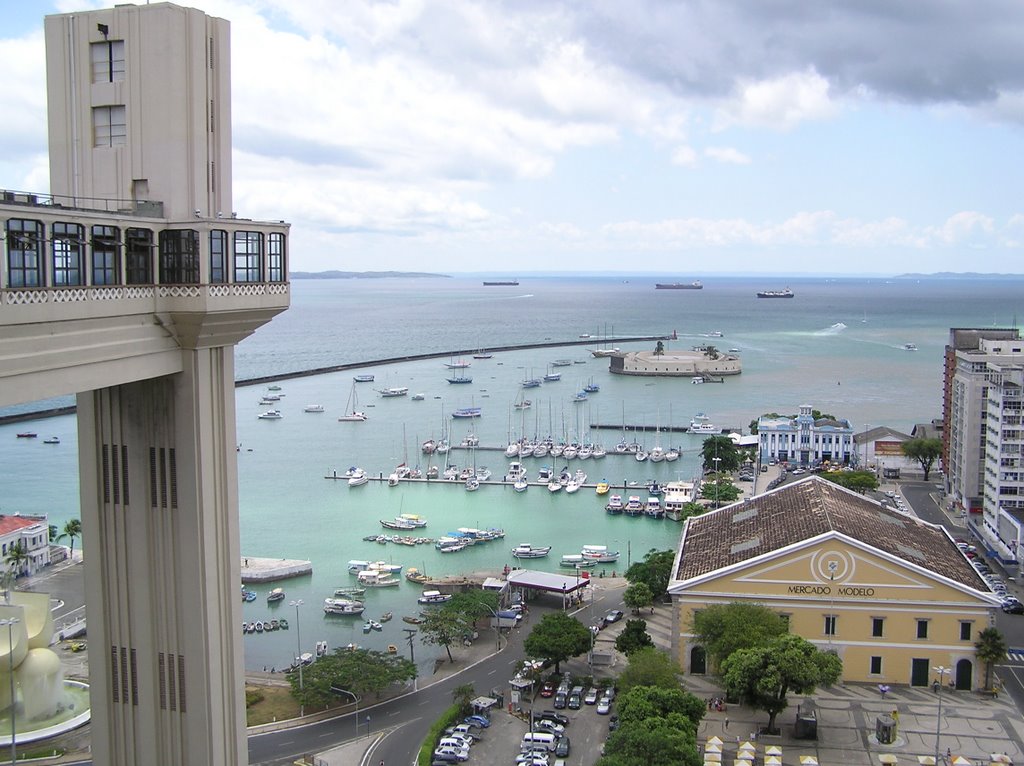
980 362 1024 568
0 515 51 577
757 404 854 466
852 426 917 477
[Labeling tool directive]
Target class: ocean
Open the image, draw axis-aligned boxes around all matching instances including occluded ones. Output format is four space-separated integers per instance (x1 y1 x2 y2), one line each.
2 274 1021 670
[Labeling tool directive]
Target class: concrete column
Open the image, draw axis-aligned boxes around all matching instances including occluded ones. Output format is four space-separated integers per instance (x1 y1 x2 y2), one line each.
78 346 245 766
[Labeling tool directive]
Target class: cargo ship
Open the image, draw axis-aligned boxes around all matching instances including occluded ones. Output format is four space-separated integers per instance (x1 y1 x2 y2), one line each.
483 280 519 286
756 288 795 298
655 281 703 290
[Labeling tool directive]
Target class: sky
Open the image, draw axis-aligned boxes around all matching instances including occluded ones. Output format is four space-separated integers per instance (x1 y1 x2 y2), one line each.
3 1 1024 276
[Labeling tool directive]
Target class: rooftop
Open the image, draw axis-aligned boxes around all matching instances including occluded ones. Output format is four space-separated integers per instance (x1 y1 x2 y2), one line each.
675 476 989 592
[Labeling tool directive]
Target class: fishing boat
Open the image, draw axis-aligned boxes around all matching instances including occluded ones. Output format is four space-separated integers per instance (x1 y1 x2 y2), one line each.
559 554 596 569
417 590 453 604
644 497 664 518
257 410 283 420
353 374 375 382
334 586 366 598
605 494 624 514
347 469 368 487
338 382 368 422
42 436 60 444
367 561 403 574
377 387 409 398
267 588 285 602
595 481 610 495
405 567 429 584
511 543 551 559
380 518 417 531
399 513 428 527
356 570 401 587
624 496 644 516
304 404 325 413
581 544 620 563
347 560 371 573
380 612 393 622
402 615 424 625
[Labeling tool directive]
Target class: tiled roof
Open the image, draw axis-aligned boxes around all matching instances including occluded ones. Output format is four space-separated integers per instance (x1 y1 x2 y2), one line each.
0 515 46 536
676 477 988 591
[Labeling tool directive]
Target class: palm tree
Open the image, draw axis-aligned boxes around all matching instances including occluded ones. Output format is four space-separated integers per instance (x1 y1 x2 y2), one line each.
63 518 83 559
4 540 29 592
451 683 475 716
48 524 59 544
975 627 1008 691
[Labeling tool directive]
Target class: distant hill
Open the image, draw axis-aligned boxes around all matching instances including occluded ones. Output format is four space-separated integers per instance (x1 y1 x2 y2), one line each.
895 272 1024 280
289 270 451 280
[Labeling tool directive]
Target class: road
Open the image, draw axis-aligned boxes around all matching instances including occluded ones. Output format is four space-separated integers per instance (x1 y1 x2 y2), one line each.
248 583 627 765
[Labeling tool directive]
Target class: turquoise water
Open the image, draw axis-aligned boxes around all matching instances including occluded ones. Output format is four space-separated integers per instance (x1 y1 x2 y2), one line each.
3 275 1023 670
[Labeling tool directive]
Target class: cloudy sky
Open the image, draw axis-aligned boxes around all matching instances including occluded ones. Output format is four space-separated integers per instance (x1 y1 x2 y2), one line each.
4 1 1024 275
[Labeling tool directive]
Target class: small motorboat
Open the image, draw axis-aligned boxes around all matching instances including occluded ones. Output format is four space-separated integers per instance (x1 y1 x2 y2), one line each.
43 436 60 444
387 644 398 654
255 621 264 633
267 588 285 603
257 410 283 420
402 615 424 625
511 544 551 559
279 618 289 629
380 612 393 622
595 481 610 495
16 432 37 438
303 404 325 413
353 374 375 382
417 590 453 604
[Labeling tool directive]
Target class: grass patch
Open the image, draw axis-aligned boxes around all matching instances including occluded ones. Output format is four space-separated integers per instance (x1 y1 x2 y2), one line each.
245 684 300 726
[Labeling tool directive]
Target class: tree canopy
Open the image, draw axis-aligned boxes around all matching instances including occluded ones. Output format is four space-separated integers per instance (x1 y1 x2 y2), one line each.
721 634 842 733
63 519 83 557
623 582 654 614
419 608 471 663
691 602 788 671
700 436 741 472
617 646 683 693
523 611 592 673
446 590 500 621
287 648 415 709
599 685 705 766
820 470 879 494
625 549 676 599
975 627 1008 690
615 619 655 656
700 476 741 507
901 438 943 480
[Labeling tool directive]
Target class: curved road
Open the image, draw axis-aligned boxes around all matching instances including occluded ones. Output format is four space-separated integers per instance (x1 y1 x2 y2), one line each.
248 585 625 765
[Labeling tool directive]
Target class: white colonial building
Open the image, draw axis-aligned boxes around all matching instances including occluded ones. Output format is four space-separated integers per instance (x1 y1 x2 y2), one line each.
757 404 854 467
0 515 51 577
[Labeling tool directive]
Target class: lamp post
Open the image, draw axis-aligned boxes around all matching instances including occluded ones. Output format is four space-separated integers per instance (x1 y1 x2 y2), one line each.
712 457 722 507
0 617 19 764
331 687 359 736
933 665 949 765
863 424 870 470
289 600 304 716
827 561 837 649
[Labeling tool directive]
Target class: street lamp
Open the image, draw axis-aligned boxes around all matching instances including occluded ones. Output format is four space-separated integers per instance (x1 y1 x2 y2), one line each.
0 617 19 764
711 457 722 506
289 600 304 716
933 665 949 765
331 687 359 736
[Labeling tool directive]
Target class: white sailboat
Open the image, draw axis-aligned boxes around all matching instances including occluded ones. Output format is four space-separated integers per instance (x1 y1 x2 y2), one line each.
338 381 368 421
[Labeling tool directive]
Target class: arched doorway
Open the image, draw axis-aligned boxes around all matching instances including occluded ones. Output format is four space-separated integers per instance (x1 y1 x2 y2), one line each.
955 658 972 691
690 646 707 675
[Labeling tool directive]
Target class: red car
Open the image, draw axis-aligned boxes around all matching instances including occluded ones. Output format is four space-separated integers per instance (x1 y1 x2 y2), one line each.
540 682 555 698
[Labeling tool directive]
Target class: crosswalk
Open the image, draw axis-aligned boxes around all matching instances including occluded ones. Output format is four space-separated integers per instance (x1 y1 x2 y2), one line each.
1005 651 1024 663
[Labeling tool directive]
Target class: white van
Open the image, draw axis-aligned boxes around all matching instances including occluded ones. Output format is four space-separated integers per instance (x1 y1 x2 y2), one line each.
521 732 557 752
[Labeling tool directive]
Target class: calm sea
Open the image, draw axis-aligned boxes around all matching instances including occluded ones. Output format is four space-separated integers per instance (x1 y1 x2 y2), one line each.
3 275 1021 670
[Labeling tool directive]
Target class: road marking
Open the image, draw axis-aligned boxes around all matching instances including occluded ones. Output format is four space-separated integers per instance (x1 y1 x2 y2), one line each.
488 669 496 676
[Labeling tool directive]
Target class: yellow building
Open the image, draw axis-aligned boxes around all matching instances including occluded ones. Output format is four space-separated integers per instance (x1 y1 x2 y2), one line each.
669 477 1000 689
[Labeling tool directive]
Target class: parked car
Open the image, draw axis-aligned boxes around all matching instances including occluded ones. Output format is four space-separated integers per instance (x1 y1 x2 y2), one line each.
432 747 469 763
553 692 567 709
539 711 570 726
463 715 490 728
568 691 582 710
584 687 599 705
603 610 624 625
555 736 571 757
535 719 565 735
540 681 555 698
597 697 612 714
1002 598 1024 614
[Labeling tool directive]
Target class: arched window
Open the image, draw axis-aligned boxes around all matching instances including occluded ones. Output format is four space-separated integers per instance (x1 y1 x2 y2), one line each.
5 219 44 287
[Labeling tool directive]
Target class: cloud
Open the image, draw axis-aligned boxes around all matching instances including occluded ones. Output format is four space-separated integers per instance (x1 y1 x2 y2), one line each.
705 146 751 164
670 145 698 167
717 70 836 130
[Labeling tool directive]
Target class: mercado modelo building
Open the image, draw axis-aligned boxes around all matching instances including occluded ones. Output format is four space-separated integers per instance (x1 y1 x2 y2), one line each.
668 477 1000 690
757 405 855 467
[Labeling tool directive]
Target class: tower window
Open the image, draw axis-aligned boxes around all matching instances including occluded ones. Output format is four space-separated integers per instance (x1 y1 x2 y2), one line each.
91 39 125 83
93 105 127 147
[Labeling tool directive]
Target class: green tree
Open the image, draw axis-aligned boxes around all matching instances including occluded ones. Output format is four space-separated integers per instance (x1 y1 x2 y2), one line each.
721 634 842 734
419 608 470 663
975 627 1008 691
617 646 683 693
700 477 740 507
691 603 788 671
523 611 594 673
48 524 59 544
63 519 82 558
286 648 415 709
625 549 676 599
700 436 741 472
4 541 28 579
451 683 475 715
821 470 879 494
623 582 654 614
654 340 665 356
901 438 943 481
446 590 499 622
600 685 705 766
679 502 706 521
615 619 655 656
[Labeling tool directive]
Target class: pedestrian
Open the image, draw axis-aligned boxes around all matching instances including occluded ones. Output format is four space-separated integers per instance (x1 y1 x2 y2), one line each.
724 716 729 730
